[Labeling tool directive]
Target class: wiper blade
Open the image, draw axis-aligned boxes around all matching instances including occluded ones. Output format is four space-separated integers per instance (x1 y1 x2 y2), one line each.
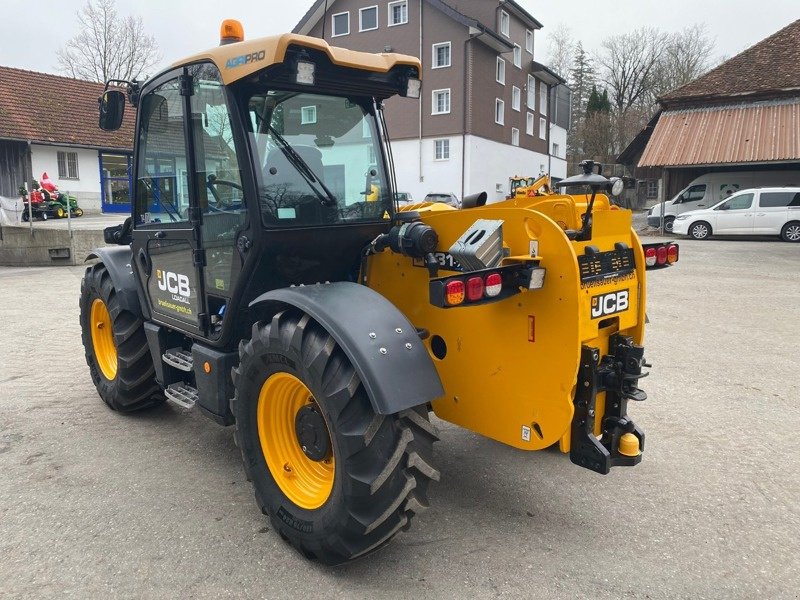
267 125 337 207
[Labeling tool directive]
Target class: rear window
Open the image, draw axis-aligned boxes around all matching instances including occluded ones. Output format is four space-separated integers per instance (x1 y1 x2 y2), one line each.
760 191 800 207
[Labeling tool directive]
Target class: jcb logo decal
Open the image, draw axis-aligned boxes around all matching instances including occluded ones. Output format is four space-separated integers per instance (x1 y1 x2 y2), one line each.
591 289 629 319
156 269 191 298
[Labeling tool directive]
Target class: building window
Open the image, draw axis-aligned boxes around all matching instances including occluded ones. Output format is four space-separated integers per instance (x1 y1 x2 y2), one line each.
301 106 317 124
388 1 408 26
499 10 509 36
511 128 519 146
332 12 349 37
359 6 378 31
434 139 450 160
646 180 658 199
512 86 521 111
527 75 535 108
526 112 534 135
432 42 451 69
539 117 547 140
432 88 450 115
552 142 560 157
496 57 505 85
513 44 521 68
57 151 79 179
525 30 533 54
495 99 504 125
540 84 548 117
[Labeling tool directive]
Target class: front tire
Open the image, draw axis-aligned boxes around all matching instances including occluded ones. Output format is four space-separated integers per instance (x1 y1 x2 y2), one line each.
664 216 675 233
689 221 711 240
780 221 800 242
79 263 163 412
232 310 439 565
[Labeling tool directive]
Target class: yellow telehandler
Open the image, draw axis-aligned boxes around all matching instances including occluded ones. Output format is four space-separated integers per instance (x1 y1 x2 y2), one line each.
81 21 650 564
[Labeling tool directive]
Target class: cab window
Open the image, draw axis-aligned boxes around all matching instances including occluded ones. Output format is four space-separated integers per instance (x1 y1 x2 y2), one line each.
135 78 191 225
676 184 706 204
717 193 753 211
246 91 391 227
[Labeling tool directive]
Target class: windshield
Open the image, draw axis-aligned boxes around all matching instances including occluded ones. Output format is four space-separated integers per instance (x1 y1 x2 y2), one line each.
245 90 392 227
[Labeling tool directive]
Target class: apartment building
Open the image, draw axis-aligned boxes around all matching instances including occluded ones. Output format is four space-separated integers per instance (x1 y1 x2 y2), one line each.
294 0 570 202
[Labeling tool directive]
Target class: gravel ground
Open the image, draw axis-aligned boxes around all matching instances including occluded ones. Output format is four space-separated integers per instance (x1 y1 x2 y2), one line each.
1 238 798 599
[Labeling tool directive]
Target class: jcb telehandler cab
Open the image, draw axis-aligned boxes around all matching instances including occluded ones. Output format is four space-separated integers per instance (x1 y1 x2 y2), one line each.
81 23 650 565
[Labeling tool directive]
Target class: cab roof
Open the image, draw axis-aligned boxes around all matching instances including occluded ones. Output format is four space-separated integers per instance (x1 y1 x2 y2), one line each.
172 32 421 85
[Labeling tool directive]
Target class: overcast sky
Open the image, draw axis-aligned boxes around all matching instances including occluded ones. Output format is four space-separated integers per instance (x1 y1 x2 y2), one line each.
3 0 798 78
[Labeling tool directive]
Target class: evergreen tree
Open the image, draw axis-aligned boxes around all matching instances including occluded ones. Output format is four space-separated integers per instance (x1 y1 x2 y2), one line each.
586 86 601 116
569 42 596 124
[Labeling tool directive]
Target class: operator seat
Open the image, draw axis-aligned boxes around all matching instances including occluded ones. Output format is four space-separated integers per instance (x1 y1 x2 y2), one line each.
263 145 327 223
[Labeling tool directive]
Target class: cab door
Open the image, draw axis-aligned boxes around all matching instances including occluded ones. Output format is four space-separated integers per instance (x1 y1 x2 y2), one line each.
131 69 208 335
713 192 755 234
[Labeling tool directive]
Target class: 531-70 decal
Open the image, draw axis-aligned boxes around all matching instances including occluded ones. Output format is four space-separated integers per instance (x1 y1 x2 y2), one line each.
591 289 629 319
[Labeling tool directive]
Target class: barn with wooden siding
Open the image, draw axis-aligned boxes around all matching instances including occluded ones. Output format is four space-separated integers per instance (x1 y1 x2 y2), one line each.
618 19 800 204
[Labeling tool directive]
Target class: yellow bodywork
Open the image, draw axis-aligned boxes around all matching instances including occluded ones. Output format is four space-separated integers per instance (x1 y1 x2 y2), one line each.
366 192 646 452
173 32 421 85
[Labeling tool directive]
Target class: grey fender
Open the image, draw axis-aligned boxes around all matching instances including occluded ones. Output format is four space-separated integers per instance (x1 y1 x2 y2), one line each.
86 246 145 316
250 282 444 415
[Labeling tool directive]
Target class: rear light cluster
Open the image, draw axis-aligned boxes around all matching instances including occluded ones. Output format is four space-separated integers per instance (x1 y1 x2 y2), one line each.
444 272 504 306
645 243 679 267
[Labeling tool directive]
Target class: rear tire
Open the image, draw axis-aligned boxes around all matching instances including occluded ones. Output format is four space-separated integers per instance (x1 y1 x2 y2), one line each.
55 206 65 218
79 263 163 412
689 221 711 240
780 221 800 242
232 309 439 565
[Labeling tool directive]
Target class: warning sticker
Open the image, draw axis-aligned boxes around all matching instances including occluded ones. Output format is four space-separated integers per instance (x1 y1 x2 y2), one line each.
521 425 531 442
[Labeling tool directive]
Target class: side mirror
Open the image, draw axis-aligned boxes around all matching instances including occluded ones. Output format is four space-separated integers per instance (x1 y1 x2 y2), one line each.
99 90 125 131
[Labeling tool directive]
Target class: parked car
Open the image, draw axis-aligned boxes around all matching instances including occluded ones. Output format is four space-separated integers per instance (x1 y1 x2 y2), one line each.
423 192 460 208
394 192 414 206
672 187 800 242
647 170 800 232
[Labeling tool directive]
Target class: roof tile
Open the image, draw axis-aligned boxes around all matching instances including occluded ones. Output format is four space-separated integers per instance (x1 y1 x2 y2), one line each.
0 66 135 150
661 19 800 104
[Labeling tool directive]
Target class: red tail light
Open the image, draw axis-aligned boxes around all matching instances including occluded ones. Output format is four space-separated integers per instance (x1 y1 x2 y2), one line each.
656 246 667 265
484 273 503 297
465 276 484 301
667 244 679 264
444 280 465 306
645 247 657 267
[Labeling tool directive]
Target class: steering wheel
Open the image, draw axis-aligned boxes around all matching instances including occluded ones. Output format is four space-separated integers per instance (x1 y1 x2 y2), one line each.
206 175 243 210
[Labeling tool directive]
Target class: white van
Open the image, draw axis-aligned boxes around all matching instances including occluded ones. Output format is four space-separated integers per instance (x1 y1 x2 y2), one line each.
647 171 800 231
672 187 800 242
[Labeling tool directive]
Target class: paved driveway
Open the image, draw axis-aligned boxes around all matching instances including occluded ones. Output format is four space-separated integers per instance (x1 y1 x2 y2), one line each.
0 239 798 599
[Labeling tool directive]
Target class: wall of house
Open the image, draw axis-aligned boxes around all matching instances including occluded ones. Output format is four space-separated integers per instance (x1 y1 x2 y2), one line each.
30 145 101 211
391 135 462 200
464 134 561 203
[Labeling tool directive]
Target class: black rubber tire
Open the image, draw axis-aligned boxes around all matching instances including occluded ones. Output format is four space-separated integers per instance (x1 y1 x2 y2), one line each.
40 212 48 221
663 216 675 233
689 221 711 240
79 263 164 412
21 211 29 222
780 221 800 243
232 309 439 565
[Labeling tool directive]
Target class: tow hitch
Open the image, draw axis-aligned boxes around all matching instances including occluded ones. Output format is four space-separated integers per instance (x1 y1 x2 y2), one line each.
571 334 649 474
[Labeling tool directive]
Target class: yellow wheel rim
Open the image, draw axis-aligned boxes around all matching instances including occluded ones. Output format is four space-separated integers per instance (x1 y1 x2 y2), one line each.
257 372 335 510
90 298 117 381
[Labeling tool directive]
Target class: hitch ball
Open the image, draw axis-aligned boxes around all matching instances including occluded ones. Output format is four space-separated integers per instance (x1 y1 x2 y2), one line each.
618 432 641 457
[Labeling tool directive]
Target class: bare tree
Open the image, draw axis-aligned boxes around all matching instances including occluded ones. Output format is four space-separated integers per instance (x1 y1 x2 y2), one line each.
596 27 669 114
543 23 575 78
653 24 716 98
56 0 160 82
